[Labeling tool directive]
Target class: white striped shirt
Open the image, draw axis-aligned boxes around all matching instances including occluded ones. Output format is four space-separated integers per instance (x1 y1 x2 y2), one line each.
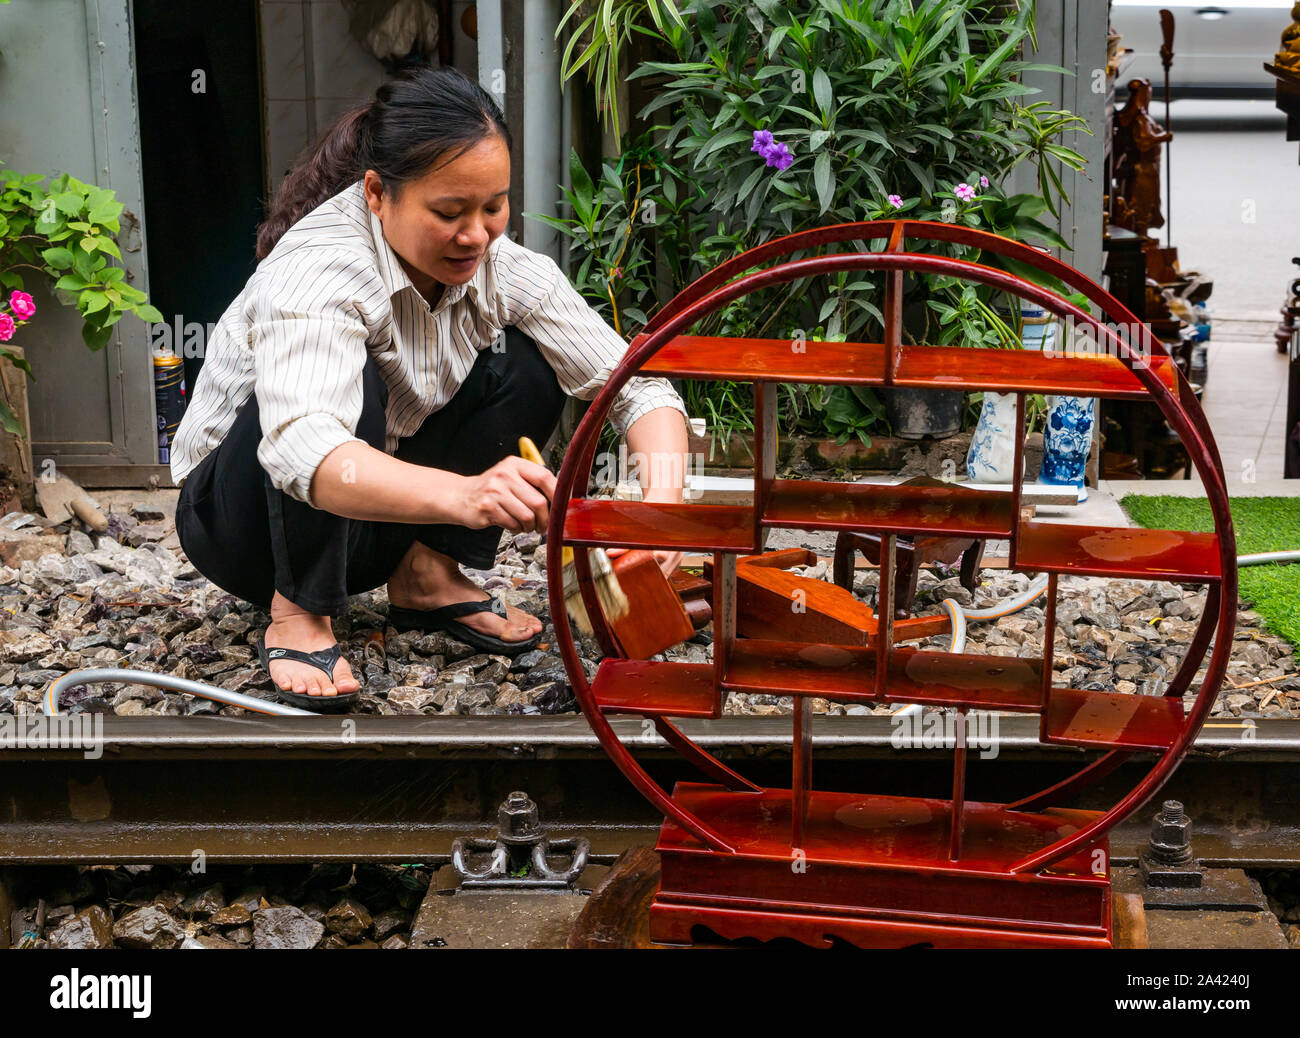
169 180 686 507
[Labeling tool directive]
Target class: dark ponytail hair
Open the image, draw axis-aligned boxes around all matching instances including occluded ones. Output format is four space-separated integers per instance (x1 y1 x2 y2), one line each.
256 64 512 261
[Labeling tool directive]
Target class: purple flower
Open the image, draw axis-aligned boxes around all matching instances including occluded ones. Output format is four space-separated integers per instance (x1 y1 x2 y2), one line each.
887 194 904 210
751 129 793 171
765 141 793 171
979 175 989 188
954 182 976 202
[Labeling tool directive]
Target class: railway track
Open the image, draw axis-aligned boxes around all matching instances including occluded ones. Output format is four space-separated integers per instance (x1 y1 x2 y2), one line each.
2 714 1297 868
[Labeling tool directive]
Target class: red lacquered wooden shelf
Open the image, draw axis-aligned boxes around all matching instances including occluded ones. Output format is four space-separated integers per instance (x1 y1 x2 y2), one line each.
722 641 1045 712
1014 519 1222 582
1043 687 1186 750
887 648 1045 712
640 334 888 383
893 343 1177 399
563 499 755 553
552 221 1236 948
637 334 1176 401
589 659 720 719
658 783 1105 878
723 639 875 700
763 479 1014 538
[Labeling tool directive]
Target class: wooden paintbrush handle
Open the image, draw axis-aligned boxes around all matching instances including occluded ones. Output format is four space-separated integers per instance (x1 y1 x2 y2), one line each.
518 436 545 467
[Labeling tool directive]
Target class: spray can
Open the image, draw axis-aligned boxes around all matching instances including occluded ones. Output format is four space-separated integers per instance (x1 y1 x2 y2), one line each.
153 349 186 464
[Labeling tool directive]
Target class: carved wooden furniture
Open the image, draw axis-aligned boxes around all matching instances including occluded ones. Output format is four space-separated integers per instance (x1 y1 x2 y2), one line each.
545 221 1237 949
833 524 984 618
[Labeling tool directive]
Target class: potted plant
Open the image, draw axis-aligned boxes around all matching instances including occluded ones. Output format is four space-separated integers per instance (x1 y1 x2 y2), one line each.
0 164 162 446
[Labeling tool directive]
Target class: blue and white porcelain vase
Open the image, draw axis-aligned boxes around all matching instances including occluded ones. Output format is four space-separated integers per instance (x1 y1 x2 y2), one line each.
965 305 1057 483
1038 396 1096 502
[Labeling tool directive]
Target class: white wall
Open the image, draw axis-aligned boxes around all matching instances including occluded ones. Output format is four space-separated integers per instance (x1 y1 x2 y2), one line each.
259 0 479 197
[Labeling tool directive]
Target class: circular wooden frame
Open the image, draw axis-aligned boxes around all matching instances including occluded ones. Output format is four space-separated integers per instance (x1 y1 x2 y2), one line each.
545 220 1237 876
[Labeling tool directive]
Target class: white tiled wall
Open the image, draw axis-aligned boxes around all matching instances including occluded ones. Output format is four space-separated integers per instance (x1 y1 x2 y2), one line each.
259 0 388 194
260 1 487 197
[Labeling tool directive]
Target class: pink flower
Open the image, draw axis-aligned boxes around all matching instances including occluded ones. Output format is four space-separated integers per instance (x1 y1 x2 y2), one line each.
0 314 14 342
609 265 623 281
887 194 904 210
8 291 35 320
979 175 989 188
954 183 976 202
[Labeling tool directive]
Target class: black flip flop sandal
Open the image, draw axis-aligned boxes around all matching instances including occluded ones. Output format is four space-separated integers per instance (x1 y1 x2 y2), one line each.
255 636 360 713
388 594 542 658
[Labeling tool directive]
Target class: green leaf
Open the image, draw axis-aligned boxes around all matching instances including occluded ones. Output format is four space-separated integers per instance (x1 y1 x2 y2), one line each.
81 291 111 315
812 67 833 120
695 129 756 165
88 199 123 225
41 246 74 269
0 347 34 376
813 150 834 215
72 249 97 280
568 148 594 220
0 398 25 438
52 192 83 216
82 321 113 351
54 273 89 292
135 304 164 324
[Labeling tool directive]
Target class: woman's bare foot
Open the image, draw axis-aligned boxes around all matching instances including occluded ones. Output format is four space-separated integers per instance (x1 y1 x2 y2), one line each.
386 540 541 643
262 592 360 698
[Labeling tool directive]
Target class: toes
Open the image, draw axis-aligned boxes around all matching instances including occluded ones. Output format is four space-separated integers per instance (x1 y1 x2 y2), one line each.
334 663 358 693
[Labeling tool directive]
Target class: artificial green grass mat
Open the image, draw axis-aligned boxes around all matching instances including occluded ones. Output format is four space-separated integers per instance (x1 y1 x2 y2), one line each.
1120 495 1300 650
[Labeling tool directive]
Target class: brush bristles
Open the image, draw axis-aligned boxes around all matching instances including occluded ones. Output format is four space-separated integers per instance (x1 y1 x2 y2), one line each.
561 547 629 635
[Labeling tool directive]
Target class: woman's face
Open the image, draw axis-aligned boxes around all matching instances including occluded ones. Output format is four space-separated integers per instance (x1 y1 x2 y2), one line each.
364 133 511 300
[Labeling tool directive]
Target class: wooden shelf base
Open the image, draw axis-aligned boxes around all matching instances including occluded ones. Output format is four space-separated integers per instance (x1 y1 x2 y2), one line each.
650 783 1112 949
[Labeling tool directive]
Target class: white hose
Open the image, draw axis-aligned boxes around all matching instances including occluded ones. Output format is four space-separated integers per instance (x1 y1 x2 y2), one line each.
888 545 1300 720
891 575 1050 718
1238 550 1300 567
41 553 1300 718
44 667 314 717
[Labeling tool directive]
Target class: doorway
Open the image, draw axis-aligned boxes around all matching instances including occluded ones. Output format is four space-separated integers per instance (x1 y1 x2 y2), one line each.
132 0 266 393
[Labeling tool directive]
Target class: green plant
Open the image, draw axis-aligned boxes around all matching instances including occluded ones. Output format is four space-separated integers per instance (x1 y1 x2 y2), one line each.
0 166 162 437
557 0 688 143
528 138 704 336
546 0 1093 451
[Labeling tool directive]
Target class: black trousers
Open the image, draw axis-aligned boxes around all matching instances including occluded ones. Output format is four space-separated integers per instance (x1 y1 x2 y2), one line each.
176 326 566 617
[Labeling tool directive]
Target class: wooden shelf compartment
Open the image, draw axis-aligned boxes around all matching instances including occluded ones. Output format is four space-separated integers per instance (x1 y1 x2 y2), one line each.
636 334 1176 400
887 649 1046 712
640 334 888 384
589 659 721 719
761 479 1015 538
893 343 1177 399
563 499 756 553
723 639 876 701
1042 687 1186 751
658 782 1107 880
1014 519 1222 583
721 640 1046 713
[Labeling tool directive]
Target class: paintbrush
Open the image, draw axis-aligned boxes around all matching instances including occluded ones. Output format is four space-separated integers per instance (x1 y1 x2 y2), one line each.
518 436 629 636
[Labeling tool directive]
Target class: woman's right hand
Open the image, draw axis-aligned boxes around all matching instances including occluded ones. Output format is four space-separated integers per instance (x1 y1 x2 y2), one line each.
457 457 556 532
